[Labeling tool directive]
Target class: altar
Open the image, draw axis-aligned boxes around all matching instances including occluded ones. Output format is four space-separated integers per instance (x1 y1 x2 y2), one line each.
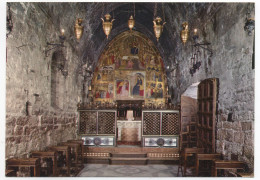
117 120 142 143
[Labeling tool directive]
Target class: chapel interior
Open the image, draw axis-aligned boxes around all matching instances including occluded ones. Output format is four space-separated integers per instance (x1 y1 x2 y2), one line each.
5 2 255 178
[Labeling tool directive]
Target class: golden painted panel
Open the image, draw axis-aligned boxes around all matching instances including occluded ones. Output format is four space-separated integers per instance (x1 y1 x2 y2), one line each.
91 31 167 105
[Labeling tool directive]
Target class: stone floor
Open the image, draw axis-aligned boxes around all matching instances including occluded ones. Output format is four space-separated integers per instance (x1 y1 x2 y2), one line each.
77 164 193 177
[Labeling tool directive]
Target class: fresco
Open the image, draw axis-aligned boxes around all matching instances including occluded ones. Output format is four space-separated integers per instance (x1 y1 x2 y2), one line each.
91 31 167 106
116 80 129 98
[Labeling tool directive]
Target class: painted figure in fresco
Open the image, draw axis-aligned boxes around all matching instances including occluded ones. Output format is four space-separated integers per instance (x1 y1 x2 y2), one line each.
97 73 101 81
117 80 129 97
157 83 163 98
115 57 120 69
133 75 144 96
146 83 151 98
127 58 134 69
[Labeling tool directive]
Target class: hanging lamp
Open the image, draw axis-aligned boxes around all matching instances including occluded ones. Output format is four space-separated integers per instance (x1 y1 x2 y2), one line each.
74 18 84 40
153 3 166 41
128 3 135 31
101 13 115 39
180 22 189 44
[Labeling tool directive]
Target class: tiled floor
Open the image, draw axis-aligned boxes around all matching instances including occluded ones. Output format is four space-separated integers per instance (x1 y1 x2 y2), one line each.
77 164 193 177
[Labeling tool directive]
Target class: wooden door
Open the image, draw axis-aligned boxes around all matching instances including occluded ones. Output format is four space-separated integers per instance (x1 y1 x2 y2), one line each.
197 78 218 153
180 96 198 149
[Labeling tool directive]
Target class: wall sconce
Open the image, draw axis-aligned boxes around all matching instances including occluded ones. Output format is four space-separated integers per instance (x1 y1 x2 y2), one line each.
180 22 189 44
166 64 177 77
6 3 13 38
101 14 115 39
74 18 84 40
244 3 255 36
45 29 66 57
192 28 213 57
244 18 255 36
128 15 135 31
153 17 166 41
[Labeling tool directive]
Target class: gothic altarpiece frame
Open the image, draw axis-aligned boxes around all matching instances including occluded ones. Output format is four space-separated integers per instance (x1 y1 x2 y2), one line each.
90 31 167 107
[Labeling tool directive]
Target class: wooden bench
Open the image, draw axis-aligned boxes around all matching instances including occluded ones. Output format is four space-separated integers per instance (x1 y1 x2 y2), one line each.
5 169 17 177
31 151 58 176
236 172 254 177
212 160 245 177
60 142 83 168
67 139 84 157
48 145 71 176
6 158 40 177
195 153 222 176
182 148 205 176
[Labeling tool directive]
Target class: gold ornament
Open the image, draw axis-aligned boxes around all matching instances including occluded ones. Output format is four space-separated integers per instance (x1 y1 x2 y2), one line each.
101 14 115 39
74 18 84 40
128 15 135 31
180 22 189 44
153 17 166 41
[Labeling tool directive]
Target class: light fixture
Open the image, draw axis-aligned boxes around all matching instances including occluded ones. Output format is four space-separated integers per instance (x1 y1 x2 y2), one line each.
244 3 255 36
244 18 255 36
153 17 166 41
128 15 135 31
191 28 213 56
45 28 66 57
6 3 13 38
74 18 84 40
128 3 135 31
180 22 189 44
101 13 115 39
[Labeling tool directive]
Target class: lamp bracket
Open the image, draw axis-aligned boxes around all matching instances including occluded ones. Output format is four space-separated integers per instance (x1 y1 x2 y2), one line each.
45 42 65 57
193 42 213 57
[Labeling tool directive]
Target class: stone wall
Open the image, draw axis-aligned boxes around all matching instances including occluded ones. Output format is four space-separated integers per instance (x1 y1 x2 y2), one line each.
168 3 254 171
6 2 85 158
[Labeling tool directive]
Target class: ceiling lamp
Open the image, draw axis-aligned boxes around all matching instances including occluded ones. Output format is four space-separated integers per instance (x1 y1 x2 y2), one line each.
153 17 166 41
128 3 135 31
74 18 84 40
128 15 135 31
180 22 189 44
101 13 115 39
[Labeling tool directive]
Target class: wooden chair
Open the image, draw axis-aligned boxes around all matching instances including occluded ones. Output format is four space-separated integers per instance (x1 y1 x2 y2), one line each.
182 148 205 176
195 153 222 176
212 160 245 177
177 151 183 177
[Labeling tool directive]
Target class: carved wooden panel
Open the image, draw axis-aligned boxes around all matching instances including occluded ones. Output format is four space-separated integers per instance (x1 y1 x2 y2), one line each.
162 113 179 135
79 110 116 136
143 112 160 135
79 111 97 134
98 112 116 135
142 111 180 137
197 78 218 153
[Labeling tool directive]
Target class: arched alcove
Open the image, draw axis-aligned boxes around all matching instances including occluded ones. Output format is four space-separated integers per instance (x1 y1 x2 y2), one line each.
89 30 168 107
50 50 66 109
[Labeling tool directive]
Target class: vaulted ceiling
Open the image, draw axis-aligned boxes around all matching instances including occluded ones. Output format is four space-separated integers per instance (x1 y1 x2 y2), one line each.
38 2 223 71
78 3 222 69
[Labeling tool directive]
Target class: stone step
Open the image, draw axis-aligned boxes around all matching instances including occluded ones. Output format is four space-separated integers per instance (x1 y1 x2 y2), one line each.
110 157 148 165
111 152 147 158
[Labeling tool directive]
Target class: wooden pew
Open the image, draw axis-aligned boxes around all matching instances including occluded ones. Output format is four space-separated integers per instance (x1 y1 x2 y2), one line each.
60 142 83 169
48 146 71 176
6 158 40 177
5 169 17 177
31 151 58 176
